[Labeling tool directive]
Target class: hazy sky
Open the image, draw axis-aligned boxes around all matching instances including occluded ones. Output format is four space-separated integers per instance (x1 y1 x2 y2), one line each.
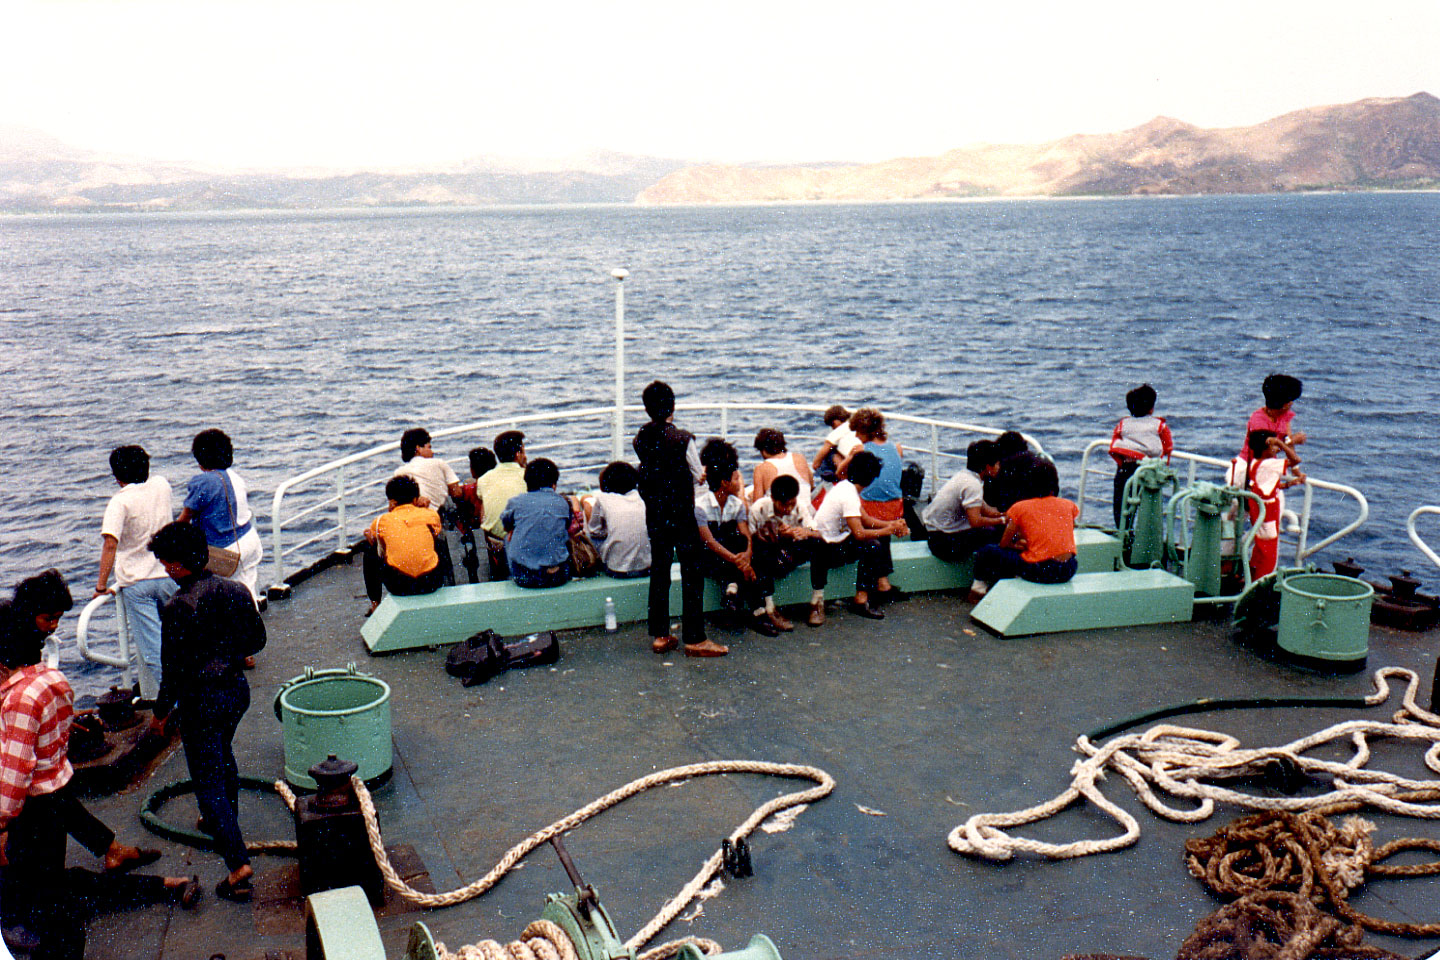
4 0 1439 169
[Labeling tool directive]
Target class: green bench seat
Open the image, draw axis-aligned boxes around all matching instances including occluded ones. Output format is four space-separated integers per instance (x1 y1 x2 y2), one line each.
970 568 1196 638
360 530 1127 653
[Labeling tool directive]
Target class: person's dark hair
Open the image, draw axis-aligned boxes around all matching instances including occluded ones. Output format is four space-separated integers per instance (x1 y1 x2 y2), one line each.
400 428 431 463
385 475 421 504
1246 429 1278 460
149 521 209 574
13 569 73 618
966 439 1001 474
769 474 800 504
823 404 851 428
642 381 675 422
995 431 1028 458
494 430 526 464
191 429 234 471
701 439 739 492
598 461 638 495
847 450 882 488
525 458 560 491
849 408 887 443
469 447 497 479
1023 458 1061 500
753 428 787 456
109 445 151 485
1262 374 1303 409
1125 384 1157 418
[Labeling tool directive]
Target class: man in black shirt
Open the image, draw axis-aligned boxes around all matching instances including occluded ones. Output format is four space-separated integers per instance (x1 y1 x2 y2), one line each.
150 522 264 902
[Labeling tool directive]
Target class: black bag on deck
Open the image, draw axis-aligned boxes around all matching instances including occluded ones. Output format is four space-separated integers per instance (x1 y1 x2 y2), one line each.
501 630 560 669
445 629 506 687
444 629 561 686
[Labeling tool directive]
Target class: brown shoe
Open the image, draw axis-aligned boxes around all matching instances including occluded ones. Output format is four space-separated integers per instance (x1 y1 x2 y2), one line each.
807 602 825 627
651 635 680 654
767 611 795 632
684 639 729 657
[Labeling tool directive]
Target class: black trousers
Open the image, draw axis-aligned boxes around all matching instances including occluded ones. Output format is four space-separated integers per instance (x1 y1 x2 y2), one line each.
699 530 773 612
926 526 1002 563
362 546 444 603
1114 459 1140 528
179 678 251 872
3 789 169 960
810 537 893 594
647 524 706 643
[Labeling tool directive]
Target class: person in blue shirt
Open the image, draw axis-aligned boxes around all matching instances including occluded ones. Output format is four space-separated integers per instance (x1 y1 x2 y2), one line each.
500 459 575 589
176 428 264 607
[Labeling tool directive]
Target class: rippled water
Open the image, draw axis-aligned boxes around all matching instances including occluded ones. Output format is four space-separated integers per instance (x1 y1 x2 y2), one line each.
2 194 1437 695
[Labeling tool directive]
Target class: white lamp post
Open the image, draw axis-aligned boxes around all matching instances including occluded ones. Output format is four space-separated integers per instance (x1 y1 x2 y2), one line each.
610 268 629 460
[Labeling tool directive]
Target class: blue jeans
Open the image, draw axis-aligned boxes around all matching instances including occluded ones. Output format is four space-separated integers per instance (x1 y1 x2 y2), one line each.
974 546 1078 585
179 678 251 872
510 560 572 589
117 576 177 686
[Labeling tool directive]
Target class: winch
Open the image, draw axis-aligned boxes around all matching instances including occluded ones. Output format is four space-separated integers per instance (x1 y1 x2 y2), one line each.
305 835 783 960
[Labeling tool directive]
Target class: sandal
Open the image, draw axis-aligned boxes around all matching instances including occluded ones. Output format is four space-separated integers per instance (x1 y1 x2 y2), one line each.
175 875 202 909
215 874 254 903
106 847 162 873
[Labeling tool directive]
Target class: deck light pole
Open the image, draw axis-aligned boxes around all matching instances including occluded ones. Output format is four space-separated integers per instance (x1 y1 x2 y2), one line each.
611 268 629 460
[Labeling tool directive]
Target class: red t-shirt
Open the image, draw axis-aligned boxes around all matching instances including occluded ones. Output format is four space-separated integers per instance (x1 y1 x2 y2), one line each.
1007 497 1079 564
1238 407 1295 459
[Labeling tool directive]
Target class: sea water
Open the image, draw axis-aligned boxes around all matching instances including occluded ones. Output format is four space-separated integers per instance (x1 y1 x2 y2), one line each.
1 193 1437 695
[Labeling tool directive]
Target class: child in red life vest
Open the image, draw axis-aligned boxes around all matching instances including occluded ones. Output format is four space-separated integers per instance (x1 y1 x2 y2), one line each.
1226 430 1305 579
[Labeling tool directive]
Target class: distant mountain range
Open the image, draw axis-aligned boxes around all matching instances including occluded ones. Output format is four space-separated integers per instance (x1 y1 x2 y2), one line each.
4 93 1438 213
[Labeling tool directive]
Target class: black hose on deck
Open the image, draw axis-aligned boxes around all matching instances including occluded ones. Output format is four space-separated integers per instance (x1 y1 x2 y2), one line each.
1085 694 1374 743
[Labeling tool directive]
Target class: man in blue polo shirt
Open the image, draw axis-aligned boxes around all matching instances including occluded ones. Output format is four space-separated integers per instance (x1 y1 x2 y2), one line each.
500 458 573 589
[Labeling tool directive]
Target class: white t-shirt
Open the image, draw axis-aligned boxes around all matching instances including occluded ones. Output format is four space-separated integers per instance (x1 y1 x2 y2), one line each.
825 423 862 458
395 457 461 511
749 494 817 536
923 469 985 535
101 476 173 587
815 480 862 543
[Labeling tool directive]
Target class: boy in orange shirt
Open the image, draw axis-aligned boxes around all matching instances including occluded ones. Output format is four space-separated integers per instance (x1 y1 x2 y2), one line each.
967 459 1078 603
362 475 443 613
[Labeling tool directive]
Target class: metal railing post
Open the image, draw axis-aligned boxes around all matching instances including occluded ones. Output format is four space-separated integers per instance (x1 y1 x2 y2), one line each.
1408 506 1440 571
611 269 628 461
336 466 348 552
1295 481 1314 562
720 405 729 440
929 423 941 498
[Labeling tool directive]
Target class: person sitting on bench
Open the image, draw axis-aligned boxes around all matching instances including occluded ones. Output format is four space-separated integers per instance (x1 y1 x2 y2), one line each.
479 430 527 581
923 439 1005 562
968 458 1078 603
362 476 443 614
500 458 575 589
749 473 819 632
808 449 908 626
694 439 777 640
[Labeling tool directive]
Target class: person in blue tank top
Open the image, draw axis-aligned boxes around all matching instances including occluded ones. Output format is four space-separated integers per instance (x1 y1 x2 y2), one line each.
838 408 904 522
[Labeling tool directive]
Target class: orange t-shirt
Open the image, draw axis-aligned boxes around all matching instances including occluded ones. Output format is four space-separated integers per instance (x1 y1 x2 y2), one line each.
371 503 441 578
1006 497 1078 564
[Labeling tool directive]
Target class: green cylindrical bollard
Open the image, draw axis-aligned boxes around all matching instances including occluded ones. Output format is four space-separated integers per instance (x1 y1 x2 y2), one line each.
1183 483 1231 598
1125 458 1176 568
1278 573 1373 668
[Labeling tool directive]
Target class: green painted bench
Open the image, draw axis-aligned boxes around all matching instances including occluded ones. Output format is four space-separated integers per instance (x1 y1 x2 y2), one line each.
360 530 1125 653
970 567 1196 638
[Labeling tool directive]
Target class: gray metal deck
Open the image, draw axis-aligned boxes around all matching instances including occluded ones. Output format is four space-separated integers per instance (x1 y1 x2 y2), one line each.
77 557 1440 960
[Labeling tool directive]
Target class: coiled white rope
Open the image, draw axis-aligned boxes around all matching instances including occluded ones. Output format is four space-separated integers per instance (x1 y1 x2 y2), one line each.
949 667 1440 861
278 760 833 959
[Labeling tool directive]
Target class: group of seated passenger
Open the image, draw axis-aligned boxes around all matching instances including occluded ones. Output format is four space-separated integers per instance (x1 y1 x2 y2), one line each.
361 412 1079 632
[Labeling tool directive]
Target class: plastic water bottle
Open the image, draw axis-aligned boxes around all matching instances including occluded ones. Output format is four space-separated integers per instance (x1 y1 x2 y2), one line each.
604 596 618 632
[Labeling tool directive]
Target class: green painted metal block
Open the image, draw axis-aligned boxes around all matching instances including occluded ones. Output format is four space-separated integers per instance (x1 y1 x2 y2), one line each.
305 885 385 960
1075 527 1122 573
971 568 1195 637
362 539 981 653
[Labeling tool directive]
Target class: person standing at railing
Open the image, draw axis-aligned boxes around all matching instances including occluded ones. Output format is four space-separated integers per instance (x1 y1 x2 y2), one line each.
94 445 177 688
1238 374 1306 461
393 428 463 587
1108 384 1173 528
176 429 264 608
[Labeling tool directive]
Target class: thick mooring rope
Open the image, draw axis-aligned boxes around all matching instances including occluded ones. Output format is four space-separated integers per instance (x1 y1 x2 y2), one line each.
949 667 1440 861
322 759 833 958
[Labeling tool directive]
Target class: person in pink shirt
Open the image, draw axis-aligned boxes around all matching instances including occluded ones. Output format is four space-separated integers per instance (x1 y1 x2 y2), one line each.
1239 374 1306 460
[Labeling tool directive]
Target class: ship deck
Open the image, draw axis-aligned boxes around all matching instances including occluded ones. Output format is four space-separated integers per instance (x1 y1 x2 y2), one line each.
77 557 1440 960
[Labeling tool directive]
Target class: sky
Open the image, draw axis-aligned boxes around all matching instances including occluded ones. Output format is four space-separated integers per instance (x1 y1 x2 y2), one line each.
3 0 1439 170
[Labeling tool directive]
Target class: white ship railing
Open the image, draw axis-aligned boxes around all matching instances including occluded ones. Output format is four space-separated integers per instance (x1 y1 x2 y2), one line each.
1076 439 1369 566
73 592 145 696
1408 506 1440 571
266 402 1043 593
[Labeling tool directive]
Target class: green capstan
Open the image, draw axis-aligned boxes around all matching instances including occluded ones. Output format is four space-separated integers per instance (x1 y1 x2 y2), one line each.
1121 457 1178 569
